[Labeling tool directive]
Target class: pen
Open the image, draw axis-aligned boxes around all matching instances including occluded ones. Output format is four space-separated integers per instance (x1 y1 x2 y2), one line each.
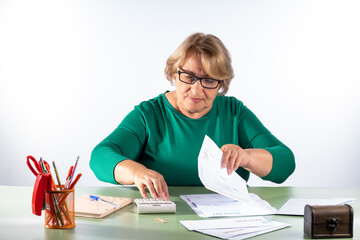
66 166 74 180
69 156 79 185
63 166 73 190
69 173 82 190
89 195 121 208
65 156 79 189
72 156 79 175
40 157 47 173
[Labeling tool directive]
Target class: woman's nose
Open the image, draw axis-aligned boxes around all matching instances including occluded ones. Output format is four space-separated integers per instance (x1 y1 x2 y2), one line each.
190 80 203 95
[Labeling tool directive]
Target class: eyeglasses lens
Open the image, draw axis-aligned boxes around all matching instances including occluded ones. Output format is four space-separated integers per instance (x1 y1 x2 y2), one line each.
179 72 219 89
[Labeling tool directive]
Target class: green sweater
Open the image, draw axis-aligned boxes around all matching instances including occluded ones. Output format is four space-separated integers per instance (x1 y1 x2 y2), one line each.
90 92 295 186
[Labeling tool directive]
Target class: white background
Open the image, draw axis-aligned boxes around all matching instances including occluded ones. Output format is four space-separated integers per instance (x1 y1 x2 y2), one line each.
1 0 359 187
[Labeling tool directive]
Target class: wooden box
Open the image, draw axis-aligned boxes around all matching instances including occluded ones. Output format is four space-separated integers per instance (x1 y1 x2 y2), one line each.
304 204 353 239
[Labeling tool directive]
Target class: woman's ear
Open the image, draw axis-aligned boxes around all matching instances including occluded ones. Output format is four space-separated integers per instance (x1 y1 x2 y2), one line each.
171 73 177 86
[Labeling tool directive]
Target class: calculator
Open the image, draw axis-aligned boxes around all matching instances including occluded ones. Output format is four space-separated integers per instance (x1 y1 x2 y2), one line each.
134 198 176 214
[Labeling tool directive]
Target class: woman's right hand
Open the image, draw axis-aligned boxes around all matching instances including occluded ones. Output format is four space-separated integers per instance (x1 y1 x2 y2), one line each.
114 160 169 200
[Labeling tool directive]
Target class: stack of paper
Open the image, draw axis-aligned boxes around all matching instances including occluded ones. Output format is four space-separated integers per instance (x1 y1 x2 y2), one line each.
180 193 275 218
179 136 290 239
180 216 290 240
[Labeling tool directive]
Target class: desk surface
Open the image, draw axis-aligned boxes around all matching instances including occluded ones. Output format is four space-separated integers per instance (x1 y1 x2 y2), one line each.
0 185 358 240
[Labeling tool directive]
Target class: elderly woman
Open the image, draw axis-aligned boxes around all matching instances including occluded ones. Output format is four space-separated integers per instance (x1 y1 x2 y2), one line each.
90 33 295 200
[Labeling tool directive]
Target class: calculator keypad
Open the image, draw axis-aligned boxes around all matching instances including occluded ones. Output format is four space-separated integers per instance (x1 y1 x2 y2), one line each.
134 198 176 213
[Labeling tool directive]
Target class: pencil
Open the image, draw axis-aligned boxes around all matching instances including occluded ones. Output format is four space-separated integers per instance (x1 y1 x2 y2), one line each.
52 195 61 226
52 161 62 191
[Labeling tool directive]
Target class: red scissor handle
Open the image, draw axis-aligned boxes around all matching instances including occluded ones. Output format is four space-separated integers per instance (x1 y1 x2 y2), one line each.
32 173 50 216
26 155 43 176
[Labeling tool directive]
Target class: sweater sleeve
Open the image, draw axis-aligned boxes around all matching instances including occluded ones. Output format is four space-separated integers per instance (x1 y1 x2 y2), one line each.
89 108 147 184
238 106 295 184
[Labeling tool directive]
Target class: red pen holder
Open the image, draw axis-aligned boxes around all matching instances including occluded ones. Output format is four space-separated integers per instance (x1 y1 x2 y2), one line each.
44 186 75 229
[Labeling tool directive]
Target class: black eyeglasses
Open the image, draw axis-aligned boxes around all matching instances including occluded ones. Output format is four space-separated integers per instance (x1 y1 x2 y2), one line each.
177 70 221 89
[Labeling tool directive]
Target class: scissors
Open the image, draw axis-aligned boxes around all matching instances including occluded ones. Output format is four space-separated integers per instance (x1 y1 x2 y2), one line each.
26 155 43 176
26 155 51 176
26 155 51 216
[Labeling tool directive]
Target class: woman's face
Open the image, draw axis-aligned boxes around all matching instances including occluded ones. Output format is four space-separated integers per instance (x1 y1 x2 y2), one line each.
174 54 220 119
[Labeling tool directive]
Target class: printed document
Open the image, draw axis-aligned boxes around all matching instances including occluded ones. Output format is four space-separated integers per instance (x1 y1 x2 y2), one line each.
179 136 290 239
180 193 275 218
181 135 275 217
180 216 290 240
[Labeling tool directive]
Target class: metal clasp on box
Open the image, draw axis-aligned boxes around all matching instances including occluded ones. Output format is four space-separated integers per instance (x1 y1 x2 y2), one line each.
327 218 338 231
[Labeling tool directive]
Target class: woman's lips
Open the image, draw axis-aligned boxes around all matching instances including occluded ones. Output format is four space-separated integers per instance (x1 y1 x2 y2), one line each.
188 97 202 103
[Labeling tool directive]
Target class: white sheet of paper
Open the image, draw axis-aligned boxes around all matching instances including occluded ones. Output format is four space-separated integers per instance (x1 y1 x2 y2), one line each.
180 216 290 240
277 198 355 215
197 222 290 240
181 193 276 218
195 135 275 217
226 223 291 240
198 135 250 202
180 216 269 230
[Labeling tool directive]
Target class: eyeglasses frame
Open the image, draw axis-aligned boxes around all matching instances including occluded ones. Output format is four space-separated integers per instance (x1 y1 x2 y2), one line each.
177 70 221 89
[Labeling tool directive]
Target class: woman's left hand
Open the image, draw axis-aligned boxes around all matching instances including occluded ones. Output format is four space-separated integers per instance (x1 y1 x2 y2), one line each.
220 144 251 175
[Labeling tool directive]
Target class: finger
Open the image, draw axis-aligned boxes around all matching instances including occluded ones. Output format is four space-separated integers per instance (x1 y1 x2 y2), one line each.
153 177 168 200
145 180 159 199
221 150 230 169
227 151 239 175
160 181 169 200
152 180 164 199
233 156 242 171
137 184 148 198
164 186 169 200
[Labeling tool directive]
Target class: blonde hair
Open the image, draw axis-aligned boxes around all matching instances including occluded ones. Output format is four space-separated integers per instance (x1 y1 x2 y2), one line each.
165 33 234 95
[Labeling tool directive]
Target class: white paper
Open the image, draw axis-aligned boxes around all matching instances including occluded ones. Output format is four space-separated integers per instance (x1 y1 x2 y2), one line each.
197 222 290 240
179 136 291 240
198 135 250 202
277 198 355 215
194 135 275 217
181 193 276 218
226 223 291 240
180 216 291 240
180 216 270 230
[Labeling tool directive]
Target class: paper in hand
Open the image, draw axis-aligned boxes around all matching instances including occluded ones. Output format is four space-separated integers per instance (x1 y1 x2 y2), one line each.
198 135 250 202
196 135 275 216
